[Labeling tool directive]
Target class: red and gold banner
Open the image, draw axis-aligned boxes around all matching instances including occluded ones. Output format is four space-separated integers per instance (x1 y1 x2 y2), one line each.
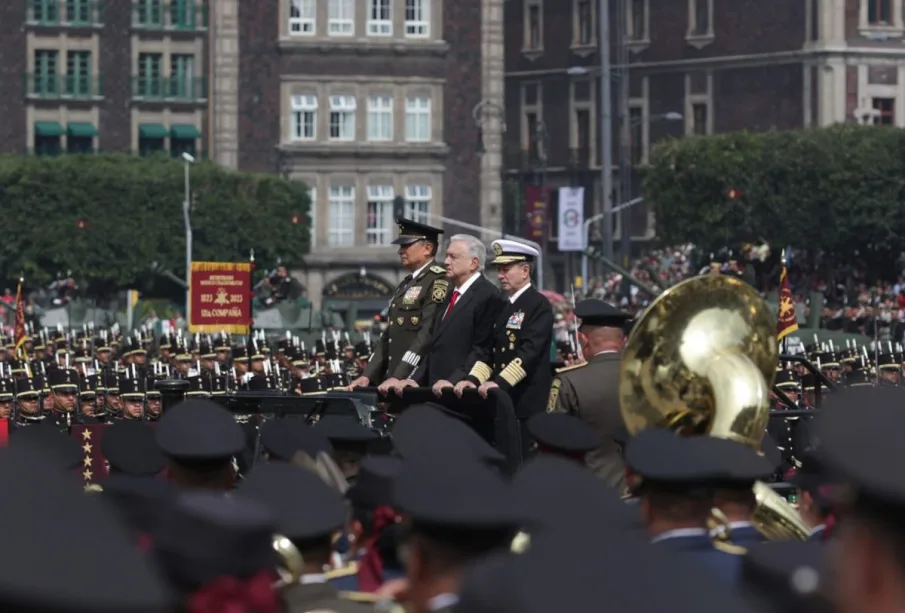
523 185 550 241
13 279 27 359
189 261 252 334
777 261 798 341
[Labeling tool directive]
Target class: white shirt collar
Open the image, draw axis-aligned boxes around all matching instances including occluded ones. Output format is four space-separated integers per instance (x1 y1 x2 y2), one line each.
509 282 532 304
411 261 432 280
428 593 460 611
810 524 826 535
300 573 326 585
594 349 619 356
650 527 708 543
455 271 482 295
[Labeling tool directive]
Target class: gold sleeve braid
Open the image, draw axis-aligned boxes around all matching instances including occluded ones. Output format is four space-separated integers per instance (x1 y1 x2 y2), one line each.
499 358 527 387
469 361 493 384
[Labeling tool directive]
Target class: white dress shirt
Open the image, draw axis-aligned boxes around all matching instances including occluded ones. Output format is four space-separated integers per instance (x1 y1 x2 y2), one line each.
508 282 532 304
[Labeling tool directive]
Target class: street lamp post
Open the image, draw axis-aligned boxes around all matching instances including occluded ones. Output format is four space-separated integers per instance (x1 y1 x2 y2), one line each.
182 152 194 328
599 0 614 261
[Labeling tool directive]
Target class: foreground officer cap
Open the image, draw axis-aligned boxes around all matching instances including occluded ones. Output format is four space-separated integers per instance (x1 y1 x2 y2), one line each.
740 542 830 613
260 419 333 461
314 414 379 444
346 455 403 509
396 452 520 529
513 456 642 538
0 445 172 612
456 529 759 613
238 462 346 540
156 398 245 461
490 239 539 265
102 475 177 537
817 386 905 506
625 430 725 486
393 404 504 466
704 437 775 485
101 421 166 477
526 412 598 456
573 299 632 328
391 217 444 246
154 491 278 590
11 423 82 471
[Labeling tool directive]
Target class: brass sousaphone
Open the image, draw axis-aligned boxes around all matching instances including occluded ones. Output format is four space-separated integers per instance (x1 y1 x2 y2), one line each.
619 274 809 541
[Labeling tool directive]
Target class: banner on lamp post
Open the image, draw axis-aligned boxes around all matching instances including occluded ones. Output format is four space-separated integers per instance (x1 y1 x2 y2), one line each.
557 187 585 251
523 185 549 241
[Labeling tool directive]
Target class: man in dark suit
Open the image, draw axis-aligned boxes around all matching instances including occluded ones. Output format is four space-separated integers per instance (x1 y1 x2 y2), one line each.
548 299 631 490
394 234 503 394
455 240 553 456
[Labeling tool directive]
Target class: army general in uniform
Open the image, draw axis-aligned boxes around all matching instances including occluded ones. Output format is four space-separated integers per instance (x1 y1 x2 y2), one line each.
548 299 632 490
348 218 450 391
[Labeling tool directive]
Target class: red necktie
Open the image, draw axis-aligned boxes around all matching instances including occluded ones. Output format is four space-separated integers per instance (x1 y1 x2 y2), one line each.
442 290 460 321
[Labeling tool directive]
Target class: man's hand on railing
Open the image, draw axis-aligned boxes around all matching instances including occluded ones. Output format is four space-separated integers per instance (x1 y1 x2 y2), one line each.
377 378 400 395
346 376 370 391
431 379 454 397
478 381 499 399
454 380 476 398
394 379 418 395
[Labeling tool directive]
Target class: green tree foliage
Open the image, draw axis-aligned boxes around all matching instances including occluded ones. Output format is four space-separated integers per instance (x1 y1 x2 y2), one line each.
0 154 310 297
644 125 905 271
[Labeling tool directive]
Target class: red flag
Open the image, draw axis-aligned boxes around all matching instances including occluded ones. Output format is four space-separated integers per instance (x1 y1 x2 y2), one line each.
13 279 27 359
777 260 798 341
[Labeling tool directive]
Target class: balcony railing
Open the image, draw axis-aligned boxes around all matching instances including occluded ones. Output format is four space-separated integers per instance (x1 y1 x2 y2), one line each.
25 0 105 26
131 76 207 102
24 73 104 99
132 0 208 31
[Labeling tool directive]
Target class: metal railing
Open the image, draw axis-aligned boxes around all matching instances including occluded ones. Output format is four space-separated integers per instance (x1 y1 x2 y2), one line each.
131 76 208 101
132 0 208 30
25 0 104 26
23 73 104 99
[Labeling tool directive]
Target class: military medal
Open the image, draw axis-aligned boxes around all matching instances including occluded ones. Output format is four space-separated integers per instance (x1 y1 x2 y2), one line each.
508 332 516 350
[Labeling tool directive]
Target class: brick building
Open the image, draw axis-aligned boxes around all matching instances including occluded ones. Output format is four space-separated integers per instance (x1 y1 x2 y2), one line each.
239 0 504 325
504 0 905 287
0 0 506 325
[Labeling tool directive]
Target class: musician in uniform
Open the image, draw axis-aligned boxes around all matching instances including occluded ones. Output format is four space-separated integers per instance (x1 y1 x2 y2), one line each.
348 218 450 391
455 240 553 457
547 299 631 489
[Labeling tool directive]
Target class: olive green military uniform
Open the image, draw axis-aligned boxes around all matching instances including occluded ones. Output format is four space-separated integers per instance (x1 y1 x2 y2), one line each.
363 262 449 383
548 353 626 489
362 218 450 383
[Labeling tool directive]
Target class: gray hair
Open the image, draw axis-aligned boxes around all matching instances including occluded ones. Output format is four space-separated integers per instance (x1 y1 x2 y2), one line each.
448 234 486 272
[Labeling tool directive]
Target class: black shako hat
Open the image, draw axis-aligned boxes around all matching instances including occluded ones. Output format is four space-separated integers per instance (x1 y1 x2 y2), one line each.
391 217 444 246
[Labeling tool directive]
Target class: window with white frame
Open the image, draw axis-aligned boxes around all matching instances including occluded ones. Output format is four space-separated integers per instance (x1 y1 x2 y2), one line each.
368 0 392 35
289 0 315 35
405 185 431 224
329 95 356 141
328 185 355 247
308 186 317 248
367 95 393 141
405 97 431 142
366 185 395 246
328 0 354 35
405 0 429 37
290 94 317 141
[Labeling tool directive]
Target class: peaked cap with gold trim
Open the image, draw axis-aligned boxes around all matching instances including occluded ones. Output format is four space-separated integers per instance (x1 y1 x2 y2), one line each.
490 239 539 265
391 218 444 245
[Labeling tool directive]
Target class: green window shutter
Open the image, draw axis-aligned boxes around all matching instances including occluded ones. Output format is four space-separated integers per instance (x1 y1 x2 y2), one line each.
138 123 168 139
35 121 64 136
67 122 98 137
170 124 200 139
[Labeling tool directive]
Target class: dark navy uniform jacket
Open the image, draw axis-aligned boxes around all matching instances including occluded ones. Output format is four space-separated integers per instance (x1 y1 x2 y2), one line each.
651 529 742 586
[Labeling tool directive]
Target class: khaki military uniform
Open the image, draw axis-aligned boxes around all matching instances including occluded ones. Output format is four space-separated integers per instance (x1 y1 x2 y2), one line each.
548 352 626 490
363 262 449 383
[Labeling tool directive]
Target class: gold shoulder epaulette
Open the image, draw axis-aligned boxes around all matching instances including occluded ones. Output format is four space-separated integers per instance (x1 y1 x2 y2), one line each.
429 265 445 274
555 362 588 375
339 591 381 603
325 562 358 579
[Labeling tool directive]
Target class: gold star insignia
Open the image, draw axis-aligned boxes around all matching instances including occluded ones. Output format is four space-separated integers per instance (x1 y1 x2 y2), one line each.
82 429 92 441
83 456 92 467
82 442 92 454
82 469 93 481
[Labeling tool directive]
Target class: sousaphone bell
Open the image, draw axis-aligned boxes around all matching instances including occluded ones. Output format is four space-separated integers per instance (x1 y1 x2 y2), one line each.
619 274 809 541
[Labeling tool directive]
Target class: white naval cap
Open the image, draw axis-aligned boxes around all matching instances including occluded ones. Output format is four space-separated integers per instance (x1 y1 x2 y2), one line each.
490 239 540 265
